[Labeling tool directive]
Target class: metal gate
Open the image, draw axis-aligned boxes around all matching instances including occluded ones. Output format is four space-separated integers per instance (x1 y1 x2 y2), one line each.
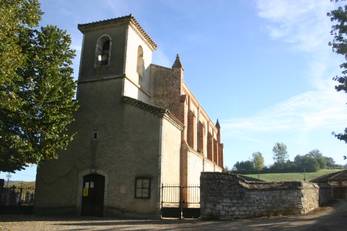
160 184 200 218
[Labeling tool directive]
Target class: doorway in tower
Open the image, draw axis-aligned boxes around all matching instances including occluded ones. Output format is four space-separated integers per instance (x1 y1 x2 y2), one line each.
81 173 105 216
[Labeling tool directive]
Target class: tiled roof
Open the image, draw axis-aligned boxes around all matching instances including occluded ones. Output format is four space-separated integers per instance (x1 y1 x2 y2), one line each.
121 96 183 130
78 14 157 50
122 96 167 115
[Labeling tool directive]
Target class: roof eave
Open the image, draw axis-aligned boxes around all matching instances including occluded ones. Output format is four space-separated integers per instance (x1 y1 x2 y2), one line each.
77 15 157 50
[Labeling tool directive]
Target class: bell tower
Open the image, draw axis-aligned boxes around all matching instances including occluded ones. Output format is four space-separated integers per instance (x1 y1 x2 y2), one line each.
77 15 157 101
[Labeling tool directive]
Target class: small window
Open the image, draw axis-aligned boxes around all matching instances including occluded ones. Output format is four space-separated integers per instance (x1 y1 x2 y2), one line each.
137 46 144 78
96 35 111 66
135 177 151 199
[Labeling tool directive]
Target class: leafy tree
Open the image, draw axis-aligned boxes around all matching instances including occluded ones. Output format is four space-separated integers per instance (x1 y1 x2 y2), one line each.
234 160 255 173
270 160 297 173
307 149 327 169
325 157 336 168
272 142 288 164
328 1 347 143
294 155 320 172
252 152 264 171
0 0 78 172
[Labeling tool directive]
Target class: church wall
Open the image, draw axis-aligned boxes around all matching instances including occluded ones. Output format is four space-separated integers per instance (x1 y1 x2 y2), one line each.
150 64 182 117
104 101 162 216
123 77 151 102
36 78 163 216
187 151 204 186
123 25 153 103
35 78 124 214
160 118 181 186
204 159 215 172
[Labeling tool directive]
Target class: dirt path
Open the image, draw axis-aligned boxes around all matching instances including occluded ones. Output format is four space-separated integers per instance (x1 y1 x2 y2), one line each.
0 202 346 231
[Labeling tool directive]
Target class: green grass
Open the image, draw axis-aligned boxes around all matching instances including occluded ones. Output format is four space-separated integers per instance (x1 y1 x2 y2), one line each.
244 169 343 182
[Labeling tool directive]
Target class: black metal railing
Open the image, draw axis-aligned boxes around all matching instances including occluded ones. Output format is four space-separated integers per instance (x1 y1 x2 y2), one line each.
161 184 200 218
0 185 35 207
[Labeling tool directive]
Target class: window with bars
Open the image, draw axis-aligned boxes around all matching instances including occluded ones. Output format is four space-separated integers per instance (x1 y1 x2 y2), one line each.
135 177 151 199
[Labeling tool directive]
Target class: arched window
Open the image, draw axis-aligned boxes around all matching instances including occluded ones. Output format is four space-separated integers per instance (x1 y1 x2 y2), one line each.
96 35 111 66
137 46 144 78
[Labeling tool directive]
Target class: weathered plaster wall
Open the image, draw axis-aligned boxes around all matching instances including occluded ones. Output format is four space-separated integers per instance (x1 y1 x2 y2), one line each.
150 64 183 121
187 151 204 186
123 77 151 102
122 25 153 103
124 25 153 89
160 118 181 186
186 151 223 186
200 173 319 219
35 79 164 217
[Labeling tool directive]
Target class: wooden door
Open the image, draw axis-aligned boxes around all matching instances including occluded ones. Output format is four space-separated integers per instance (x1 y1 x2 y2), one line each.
81 174 105 216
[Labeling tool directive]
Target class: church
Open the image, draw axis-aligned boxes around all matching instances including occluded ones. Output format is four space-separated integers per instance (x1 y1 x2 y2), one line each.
35 15 224 217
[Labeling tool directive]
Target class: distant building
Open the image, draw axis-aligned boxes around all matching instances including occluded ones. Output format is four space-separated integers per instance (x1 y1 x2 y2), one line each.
35 15 224 217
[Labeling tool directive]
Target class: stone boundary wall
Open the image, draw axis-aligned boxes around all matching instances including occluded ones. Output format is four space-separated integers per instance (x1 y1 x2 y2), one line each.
201 172 319 219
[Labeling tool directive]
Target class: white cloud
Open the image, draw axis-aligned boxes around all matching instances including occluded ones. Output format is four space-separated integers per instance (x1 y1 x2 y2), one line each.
223 0 347 145
224 86 347 134
257 0 333 52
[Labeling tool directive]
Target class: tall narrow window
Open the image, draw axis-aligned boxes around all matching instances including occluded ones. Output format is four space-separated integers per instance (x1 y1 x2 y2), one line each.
197 122 204 153
207 132 213 161
137 46 144 78
96 35 111 66
187 111 195 148
213 139 218 164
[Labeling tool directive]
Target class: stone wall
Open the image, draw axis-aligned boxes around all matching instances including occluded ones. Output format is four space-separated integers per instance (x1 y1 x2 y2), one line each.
201 172 319 219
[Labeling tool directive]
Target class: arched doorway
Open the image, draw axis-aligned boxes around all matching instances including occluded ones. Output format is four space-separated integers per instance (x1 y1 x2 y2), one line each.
81 173 105 216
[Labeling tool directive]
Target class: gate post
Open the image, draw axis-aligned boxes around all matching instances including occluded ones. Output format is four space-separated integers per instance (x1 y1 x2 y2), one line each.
179 185 182 220
161 184 163 208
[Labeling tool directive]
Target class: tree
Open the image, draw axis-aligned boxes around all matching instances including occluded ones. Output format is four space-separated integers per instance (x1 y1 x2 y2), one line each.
0 0 78 172
328 1 347 143
270 160 297 173
307 149 327 169
272 142 288 164
325 157 336 168
294 154 320 172
234 161 255 173
252 152 264 171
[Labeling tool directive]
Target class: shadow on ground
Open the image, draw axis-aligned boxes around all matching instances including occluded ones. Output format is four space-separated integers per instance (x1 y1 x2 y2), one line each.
0 201 346 231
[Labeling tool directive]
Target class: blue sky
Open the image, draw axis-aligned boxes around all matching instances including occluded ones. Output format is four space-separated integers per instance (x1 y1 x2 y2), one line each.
2 0 347 181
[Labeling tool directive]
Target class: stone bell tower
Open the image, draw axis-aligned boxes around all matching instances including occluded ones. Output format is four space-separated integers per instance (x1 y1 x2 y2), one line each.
77 15 157 103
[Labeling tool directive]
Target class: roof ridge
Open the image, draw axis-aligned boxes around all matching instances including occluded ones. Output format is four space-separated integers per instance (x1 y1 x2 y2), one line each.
121 96 183 130
122 96 166 114
78 15 157 50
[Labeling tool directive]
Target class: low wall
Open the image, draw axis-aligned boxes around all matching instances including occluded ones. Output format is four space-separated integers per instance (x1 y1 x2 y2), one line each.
201 172 319 219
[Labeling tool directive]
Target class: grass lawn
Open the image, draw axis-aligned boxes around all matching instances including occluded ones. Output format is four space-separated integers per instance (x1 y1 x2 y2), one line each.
244 169 343 182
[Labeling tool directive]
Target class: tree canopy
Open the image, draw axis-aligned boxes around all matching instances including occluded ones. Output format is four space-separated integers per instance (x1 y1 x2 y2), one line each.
0 0 78 172
252 152 264 171
272 142 288 164
234 160 255 173
329 1 347 143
